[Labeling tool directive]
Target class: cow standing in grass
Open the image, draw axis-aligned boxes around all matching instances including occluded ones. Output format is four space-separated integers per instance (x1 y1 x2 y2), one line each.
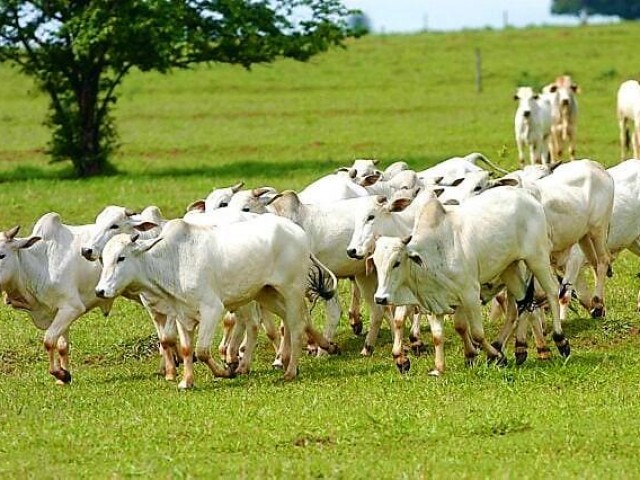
371 187 570 376
0 214 114 384
514 86 553 166
95 214 338 389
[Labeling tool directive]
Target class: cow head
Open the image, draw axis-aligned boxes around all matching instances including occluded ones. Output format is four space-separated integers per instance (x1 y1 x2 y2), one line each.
371 236 420 306
227 186 278 213
82 206 159 261
0 226 42 286
95 233 162 299
514 86 538 119
202 181 245 211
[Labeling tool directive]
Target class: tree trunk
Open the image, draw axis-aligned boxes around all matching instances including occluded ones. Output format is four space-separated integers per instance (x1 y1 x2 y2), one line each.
75 71 104 177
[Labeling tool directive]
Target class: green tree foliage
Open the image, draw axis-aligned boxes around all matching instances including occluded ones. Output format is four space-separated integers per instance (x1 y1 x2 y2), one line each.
0 1 352 177
552 0 640 20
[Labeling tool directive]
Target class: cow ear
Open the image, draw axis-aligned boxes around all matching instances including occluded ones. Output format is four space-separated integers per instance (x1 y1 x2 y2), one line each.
388 197 412 212
365 256 375 276
137 236 163 253
408 251 424 267
361 173 381 187
571 83 580 94
349 168 357 179
372 159 380 165
133 221 158 232
513 94 519 101
16 236 41 249
186 200 205 213
496 178 520 187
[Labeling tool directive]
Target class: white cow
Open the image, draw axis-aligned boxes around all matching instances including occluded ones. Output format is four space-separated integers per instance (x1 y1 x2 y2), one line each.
543 75 579 160
95 215 338 389
417 152 508 186
617 80 640 160
562 159 640 312
298 171 369 205
186 182 245 213
371 188 569 376
514 86 553 166
0 214 114 384
506 159 613 319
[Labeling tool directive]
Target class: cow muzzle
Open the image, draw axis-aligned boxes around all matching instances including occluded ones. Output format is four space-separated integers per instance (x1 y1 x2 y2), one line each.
95 288 110 299
374 295 389 305
81 247 95 261
346 248 364 260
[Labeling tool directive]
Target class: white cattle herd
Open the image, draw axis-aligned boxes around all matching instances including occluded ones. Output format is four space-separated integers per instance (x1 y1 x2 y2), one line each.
2 78 640 389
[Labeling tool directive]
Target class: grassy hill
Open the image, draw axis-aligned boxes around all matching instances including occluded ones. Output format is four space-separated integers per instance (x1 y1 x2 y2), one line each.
1 22 640 478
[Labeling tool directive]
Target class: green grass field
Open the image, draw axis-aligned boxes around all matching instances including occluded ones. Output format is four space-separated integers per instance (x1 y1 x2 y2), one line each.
1 22 640 479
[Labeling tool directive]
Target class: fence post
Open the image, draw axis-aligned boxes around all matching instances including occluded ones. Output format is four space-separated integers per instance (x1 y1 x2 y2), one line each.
475 48 482 93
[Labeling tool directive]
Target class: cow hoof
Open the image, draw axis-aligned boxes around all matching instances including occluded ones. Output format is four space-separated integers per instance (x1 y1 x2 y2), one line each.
178 380 192 390
306 345 318 356
396 357 411 374
327 342 340 355
351 321 364 336
360 344 374 357
52 368 72 384
272 358 284 370
411 342 427 356
464 354 477 367
537 347 552 360
316 347 330 357
490 340 503 352
226 361 239 375
515 350 528 366
590 306 605 318
557 342 571 358
488 354 507 367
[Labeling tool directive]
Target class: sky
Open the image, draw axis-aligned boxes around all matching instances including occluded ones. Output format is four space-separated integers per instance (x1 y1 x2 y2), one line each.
342 0 618 33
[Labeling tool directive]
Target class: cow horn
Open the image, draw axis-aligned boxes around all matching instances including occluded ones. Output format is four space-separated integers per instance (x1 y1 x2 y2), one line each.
124 208 137 217
4 225 20 240
252 187 276 198
401 235 412 245
231 181 244 193
375 195 387 205
130 233 140 243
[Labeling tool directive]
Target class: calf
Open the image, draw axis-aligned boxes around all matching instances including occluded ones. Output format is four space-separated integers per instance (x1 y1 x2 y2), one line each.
514 86 553 166
543 75 579 160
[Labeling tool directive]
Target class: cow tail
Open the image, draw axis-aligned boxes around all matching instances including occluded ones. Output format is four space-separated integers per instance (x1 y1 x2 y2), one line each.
516 275 536 315
469 152 510 175
307 254 338 302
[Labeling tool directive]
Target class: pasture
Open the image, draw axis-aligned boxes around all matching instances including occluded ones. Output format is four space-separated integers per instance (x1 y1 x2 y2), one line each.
1 22 640 478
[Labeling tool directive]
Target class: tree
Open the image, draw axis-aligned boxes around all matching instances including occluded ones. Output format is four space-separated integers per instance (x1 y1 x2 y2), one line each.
0 1 353 177
551 0 640 20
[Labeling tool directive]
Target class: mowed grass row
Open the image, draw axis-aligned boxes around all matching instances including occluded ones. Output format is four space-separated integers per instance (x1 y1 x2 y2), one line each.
1 23 640 478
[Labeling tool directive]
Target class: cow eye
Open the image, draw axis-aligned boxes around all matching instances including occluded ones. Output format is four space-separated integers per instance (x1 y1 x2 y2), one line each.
109 224 119 230
0 254 5 260
392 260 401 268
242 207 250 212
117 256 125 263
473 185 482 192
366 214 375 222
219 202 228 208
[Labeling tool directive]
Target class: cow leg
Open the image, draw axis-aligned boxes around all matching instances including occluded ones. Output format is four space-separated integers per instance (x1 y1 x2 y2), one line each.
634 122 640 159
348 279 363 335
408 306 425 355
462 291 504 365
452 307 478 366
280 290 312 381
176 321 195 389
196 300 235 381
517 140 526 168
258 305 282 367
427 313 446 376
44 305 84 384
234 304 260 375
56 332 70 373
217 312 237 358
150 311 177 381
619 117 629 161
578 234 609 318
225 312 246 373
492 292 518 354
391 305 410 374
357 274 385 356
526 257 569 358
